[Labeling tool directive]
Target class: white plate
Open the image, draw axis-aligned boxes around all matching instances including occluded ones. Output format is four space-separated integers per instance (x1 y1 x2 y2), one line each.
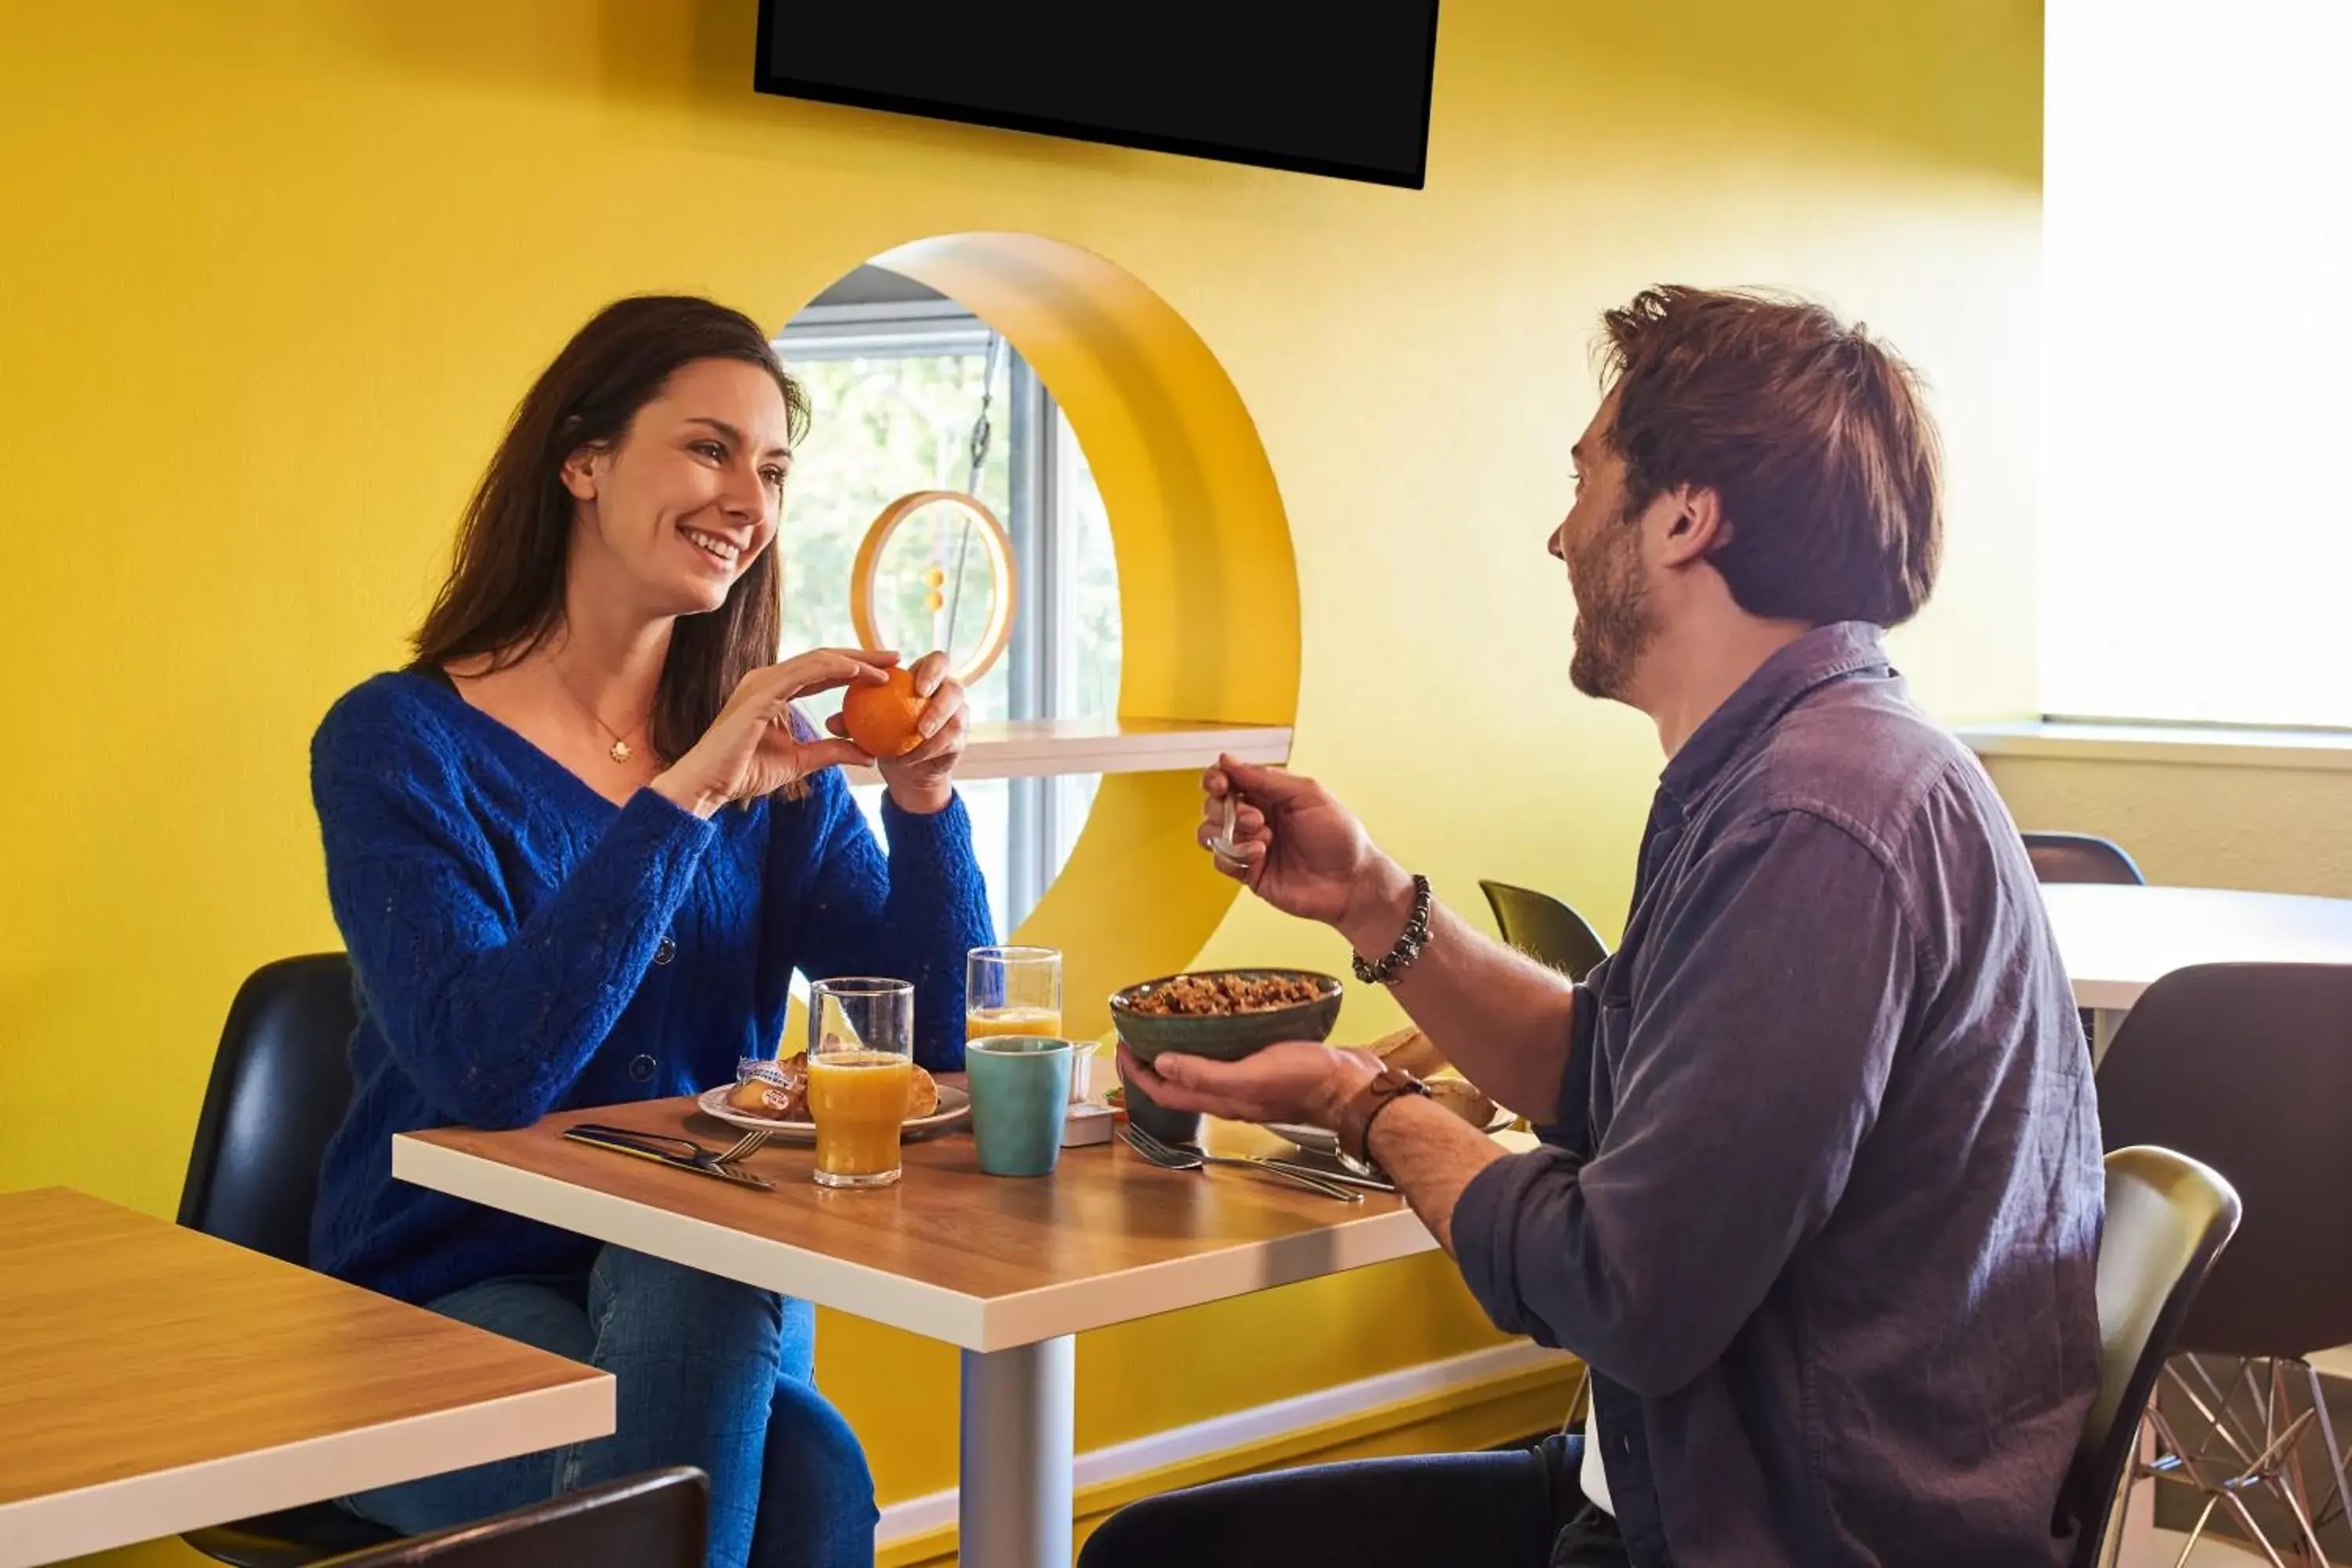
1263 1104 1515 1154
693 1083 971 1145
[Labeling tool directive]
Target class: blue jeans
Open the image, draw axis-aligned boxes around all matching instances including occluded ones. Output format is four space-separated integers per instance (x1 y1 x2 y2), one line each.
346 1245 877 1568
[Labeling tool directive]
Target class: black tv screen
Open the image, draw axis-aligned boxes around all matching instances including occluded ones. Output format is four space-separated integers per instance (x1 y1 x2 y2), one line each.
753 2 1441 189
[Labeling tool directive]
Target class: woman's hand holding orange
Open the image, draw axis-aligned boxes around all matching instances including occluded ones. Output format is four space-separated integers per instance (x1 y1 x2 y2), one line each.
829 649 967 815
650 648 897 818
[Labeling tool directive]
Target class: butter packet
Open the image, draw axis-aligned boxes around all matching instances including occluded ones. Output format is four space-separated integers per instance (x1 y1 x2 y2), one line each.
735 1056 791 1091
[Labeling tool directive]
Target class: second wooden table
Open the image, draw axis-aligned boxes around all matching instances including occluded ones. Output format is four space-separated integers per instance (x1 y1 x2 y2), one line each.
0 1188 612 1568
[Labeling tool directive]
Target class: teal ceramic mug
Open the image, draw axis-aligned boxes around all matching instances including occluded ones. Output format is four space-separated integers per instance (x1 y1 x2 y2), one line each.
967 1036 1074 1177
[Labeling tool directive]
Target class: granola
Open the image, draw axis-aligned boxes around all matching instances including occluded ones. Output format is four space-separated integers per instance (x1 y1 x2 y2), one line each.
1126 971 1324 1017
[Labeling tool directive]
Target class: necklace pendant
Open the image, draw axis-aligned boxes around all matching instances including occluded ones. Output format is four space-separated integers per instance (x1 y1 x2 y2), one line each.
609 739 632 764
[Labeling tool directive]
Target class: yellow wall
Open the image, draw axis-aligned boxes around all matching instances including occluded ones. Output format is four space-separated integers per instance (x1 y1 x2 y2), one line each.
0 0 2042 1558
1990 757 2352 898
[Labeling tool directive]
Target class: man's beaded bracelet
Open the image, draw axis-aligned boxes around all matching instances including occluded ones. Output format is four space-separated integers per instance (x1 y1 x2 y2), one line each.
1351 873 1433 985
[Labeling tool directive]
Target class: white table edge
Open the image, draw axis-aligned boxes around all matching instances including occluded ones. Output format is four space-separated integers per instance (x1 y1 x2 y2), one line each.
2044 882 2352 1011
0 1374 612 1568
394 1135 1441 1353
396 1134 994 1348
975 1208 1437 1352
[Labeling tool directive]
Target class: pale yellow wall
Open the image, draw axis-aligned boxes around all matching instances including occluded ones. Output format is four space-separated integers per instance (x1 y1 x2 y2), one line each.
1991 758 2352 898
0 0 2043 1557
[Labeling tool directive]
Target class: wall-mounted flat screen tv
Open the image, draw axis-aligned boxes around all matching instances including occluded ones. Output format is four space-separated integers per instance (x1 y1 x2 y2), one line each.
753 2 1441 189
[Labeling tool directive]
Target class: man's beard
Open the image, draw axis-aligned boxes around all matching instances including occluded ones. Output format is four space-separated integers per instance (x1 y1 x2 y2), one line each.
1566 514 1657 702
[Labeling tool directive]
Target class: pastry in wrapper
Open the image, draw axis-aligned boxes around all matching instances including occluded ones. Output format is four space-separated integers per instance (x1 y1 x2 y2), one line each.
730 1058 809 1120
731 1058 935 1123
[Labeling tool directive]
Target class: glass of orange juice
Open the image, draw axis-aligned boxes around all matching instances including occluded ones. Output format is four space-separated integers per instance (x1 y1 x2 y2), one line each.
967 946 1063 1048
807 977 914 1189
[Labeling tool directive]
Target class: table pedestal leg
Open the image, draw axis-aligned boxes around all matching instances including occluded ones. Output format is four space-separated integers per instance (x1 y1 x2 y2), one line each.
959 1336 1076 1568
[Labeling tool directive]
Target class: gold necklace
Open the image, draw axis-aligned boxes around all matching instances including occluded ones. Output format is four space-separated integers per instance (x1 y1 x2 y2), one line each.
550 666 644 765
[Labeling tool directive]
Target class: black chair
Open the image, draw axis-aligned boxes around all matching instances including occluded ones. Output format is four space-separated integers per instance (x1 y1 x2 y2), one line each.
312 1468 706 1567
1477 880 1610 982
2024 830 2147 888
179 953 404 1566
179 953 361 1261
2063 1147 2241 1568
2021 832 2145 1057
2096 962 2352 1561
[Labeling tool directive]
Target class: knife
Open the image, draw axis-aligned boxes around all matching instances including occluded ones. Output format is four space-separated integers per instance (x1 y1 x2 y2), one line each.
563 1125 773 1190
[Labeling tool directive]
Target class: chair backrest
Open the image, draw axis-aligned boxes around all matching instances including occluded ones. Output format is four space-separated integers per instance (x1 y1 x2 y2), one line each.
315 1468 706 1567
177 953 358 1264
2064 1145 2240 1568
2096 962 2352 1358
1478 880 1610 982
2023 831 2147 887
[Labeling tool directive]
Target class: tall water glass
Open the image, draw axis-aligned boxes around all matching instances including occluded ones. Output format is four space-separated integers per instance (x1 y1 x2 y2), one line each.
966 946 1063 1044
807 978 913 1189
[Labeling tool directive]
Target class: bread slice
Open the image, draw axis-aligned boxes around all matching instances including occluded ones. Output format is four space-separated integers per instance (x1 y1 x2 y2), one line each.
1369 1024 1449 1079
1369 1029 1515 1128
1425 1076 1497 1131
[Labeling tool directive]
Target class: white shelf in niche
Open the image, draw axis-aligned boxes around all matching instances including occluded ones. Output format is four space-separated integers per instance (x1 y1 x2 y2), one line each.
840 718 1293 786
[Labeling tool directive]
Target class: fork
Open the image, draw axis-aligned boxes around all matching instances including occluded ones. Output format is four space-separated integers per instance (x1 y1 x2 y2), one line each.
1121 1125 1363 1203
713 1129 774 1166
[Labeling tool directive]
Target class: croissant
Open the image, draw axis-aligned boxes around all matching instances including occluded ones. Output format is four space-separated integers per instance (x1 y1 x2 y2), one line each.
904 1063 939 1120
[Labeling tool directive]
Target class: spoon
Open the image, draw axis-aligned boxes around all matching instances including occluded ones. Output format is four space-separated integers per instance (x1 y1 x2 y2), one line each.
1209 790 1247 872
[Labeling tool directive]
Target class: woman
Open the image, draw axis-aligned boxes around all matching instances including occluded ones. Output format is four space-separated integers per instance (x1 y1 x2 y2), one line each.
308 295 993 1568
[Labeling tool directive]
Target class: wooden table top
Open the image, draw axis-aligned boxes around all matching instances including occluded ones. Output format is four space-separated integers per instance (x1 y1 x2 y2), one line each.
396 1097 1481 1352
2044 882 2352 1010
0 1188 612 1568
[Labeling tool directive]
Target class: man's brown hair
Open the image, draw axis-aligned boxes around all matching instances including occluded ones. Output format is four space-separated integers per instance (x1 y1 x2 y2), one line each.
1599 286 1942 627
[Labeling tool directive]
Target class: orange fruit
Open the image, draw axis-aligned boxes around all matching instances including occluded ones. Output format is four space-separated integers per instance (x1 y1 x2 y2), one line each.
840 666 927 758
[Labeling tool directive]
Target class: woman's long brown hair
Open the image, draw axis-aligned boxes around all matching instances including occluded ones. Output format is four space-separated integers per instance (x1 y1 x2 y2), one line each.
413 296 811 763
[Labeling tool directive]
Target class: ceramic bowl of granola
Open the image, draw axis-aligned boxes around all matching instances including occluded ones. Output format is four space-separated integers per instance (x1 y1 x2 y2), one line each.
1108 968 1344 1064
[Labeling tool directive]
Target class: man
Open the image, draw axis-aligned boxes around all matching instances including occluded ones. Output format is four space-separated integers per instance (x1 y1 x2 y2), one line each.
1082 287 2102 1568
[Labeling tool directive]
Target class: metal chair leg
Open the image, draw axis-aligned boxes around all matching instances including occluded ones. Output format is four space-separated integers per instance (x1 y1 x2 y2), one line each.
2303 1359 2350 1532
2213 1480 2296 1568
2172 1356 2263 1473
2171 1491 2223 1568
2269 1362 2330 1565
2147 1355 2341 1568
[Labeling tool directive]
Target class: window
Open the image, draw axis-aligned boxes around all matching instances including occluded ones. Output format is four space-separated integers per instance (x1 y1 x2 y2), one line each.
777 270 1122 936
2040 0 2352 728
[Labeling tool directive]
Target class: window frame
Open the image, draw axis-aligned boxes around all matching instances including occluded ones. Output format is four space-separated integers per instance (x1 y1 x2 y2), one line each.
777 302 1091 927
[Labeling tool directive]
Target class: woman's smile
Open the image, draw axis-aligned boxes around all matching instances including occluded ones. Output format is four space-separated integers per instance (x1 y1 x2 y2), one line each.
679 521 750 572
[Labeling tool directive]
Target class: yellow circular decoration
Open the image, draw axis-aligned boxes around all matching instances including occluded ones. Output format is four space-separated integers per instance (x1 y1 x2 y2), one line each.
923 565 946 590
799 232 1301 1042
848 489 1018 689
